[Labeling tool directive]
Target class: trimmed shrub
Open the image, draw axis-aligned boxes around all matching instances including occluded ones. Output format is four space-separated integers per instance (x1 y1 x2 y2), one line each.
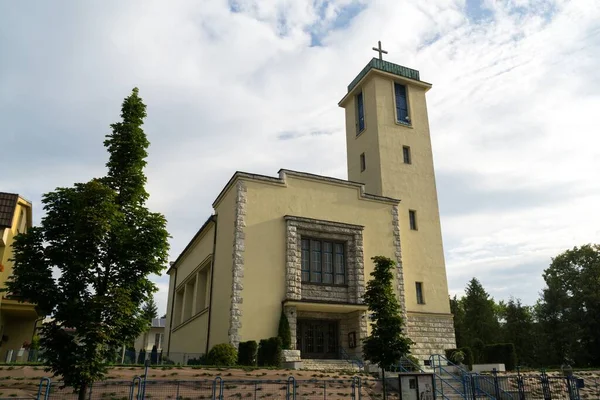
125 346 136 364
150 345 158 364
206 343 238 366
187 355 206 366
238 340 258 366
278 311 292 350
483 343 517 371
446 347 474 369
137 349 146 364
472 338 485 364
257 337 282 367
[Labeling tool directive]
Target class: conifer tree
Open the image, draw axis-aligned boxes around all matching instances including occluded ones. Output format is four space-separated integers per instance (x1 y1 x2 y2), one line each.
363 256 412 400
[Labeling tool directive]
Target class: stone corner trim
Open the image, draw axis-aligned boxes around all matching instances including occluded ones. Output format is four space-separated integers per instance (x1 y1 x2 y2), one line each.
391 205 406 317
229 180 247 347
405 312 456 361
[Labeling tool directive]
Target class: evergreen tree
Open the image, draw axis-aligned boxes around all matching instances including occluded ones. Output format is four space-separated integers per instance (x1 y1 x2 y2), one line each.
363 256 413 400
449 295 466 348
502 298 535 367
142 296 159 327
278 310 292 350
462 278 500 348
7 88 169 400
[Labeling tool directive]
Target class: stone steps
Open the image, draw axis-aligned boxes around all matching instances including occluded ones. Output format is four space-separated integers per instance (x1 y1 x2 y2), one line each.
301 359 360 371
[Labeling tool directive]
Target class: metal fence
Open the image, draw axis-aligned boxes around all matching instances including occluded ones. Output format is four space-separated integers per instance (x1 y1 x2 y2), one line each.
4 374 599 400
30 376 365 400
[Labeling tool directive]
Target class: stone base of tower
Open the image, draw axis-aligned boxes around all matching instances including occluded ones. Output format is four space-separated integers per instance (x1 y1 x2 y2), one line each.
406 312 456 362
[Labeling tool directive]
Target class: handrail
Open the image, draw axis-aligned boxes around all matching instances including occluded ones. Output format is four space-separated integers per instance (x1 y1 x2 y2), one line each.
340 347 364 370
481 371 516 400
392 356 426 373
429 354 469 400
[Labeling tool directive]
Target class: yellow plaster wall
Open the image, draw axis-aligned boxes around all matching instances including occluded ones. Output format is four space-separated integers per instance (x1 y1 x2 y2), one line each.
344 79 383 195
166 223 215 355
372 74 449 313
0 316 35 362
240 174 397 343
168 312 208 359
0 201 31 292
208 190 237 350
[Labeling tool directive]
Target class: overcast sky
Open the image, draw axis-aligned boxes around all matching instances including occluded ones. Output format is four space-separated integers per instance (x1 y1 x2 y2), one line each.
1 0 599 315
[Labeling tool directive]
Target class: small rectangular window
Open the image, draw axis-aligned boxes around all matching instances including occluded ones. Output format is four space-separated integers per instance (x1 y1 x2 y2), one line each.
394 83 409 124
356 92 365 133
416 282 425 304
360 153 366 172
409 210 417 230
403 146 411 164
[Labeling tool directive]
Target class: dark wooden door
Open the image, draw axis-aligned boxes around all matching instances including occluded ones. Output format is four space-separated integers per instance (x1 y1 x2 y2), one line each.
297 320 339 359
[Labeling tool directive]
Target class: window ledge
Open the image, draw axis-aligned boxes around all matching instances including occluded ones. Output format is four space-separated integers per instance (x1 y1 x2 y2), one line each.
302 282 348 288
172 307 209 333
356 129 366 138
395 121 413 128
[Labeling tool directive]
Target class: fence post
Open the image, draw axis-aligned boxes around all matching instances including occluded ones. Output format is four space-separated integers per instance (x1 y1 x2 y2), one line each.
517 367 525 400
88 382 93 400
541 370 552 400
492 368 500 400
176 380 180 400
323 380 327 400
470 374 477 400
213 376 223 400
37 377 51 400
287 376 296 400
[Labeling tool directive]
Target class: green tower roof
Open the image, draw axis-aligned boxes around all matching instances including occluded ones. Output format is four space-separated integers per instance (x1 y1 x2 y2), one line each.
347 58 421 93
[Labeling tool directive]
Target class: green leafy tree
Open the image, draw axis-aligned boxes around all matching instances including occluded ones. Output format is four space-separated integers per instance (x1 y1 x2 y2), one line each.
142 296 159 327
278 310 292 350
462 278 500 347
363 256 413 400
536 244 600 367
6 88 169 400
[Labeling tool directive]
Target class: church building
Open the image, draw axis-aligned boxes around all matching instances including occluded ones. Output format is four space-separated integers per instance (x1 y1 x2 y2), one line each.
164 48 456 365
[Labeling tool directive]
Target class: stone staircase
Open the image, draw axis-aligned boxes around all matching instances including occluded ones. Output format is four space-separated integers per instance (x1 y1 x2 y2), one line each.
301 359 361 371
435 373 467 400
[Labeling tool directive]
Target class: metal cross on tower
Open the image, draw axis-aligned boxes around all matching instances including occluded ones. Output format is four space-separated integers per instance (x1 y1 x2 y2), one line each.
372 41 388 60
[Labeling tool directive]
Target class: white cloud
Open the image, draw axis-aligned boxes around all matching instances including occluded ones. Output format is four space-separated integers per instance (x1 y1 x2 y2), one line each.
1 0 599 313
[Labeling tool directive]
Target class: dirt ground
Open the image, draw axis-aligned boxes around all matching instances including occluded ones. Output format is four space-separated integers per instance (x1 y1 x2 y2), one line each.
0 366 598 399
0 365 378 399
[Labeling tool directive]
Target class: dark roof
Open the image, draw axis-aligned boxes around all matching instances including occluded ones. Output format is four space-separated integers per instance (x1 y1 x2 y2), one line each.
151 318 166 328
347 58 422 93
167 215 216 273
0 192 19 228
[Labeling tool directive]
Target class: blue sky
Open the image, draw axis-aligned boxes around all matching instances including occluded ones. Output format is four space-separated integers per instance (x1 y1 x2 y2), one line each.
1 0 599 315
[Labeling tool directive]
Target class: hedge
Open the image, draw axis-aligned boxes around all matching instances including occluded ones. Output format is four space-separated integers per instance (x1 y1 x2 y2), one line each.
206 343 238 366
258 337 282 367
483 343 517 371
238 340 258 366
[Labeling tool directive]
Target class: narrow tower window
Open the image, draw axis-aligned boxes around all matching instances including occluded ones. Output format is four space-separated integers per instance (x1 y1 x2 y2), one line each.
416 282 425 304
403 146 411 164
394 83 409 124
356 92 365 133
360 153 366 172
409 210 417 230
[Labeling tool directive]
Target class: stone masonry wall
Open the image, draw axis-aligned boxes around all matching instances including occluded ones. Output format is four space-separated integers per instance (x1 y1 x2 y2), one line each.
405 313 456 361
228 181 246 348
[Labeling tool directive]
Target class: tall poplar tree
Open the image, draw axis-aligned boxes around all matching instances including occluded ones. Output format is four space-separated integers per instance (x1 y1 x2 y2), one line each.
7 88 169 400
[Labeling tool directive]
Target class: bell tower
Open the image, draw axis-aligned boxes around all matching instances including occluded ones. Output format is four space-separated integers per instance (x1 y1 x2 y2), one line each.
338 43 455 360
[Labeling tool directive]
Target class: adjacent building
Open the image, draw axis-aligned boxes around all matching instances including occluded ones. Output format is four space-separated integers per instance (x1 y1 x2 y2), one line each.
164 55 456 364
0 193 40 362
